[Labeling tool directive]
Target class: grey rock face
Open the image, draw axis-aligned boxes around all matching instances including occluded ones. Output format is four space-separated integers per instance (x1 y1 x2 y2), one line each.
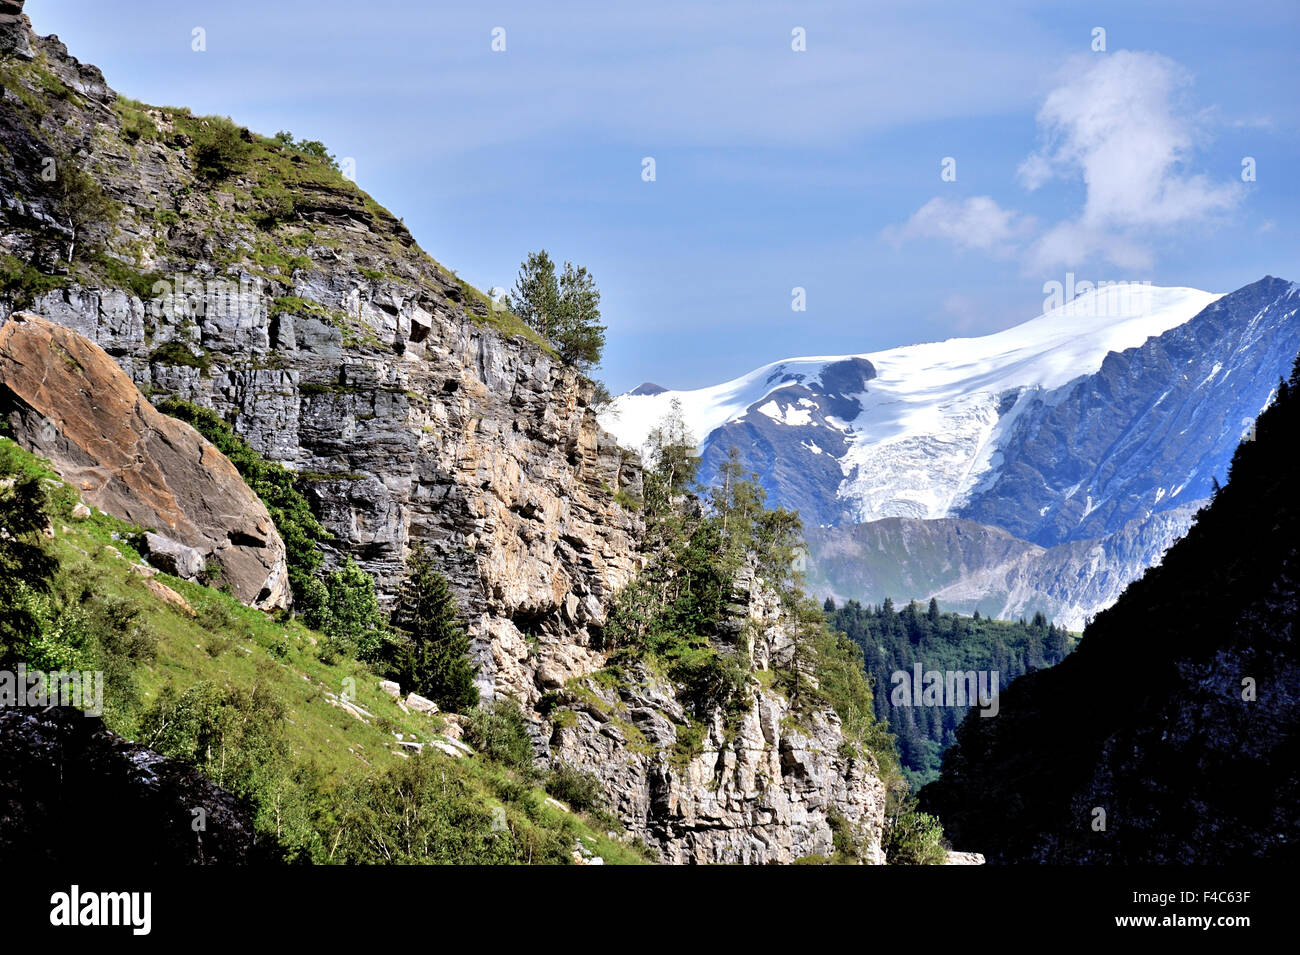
0 2 31 58
548 579 888 865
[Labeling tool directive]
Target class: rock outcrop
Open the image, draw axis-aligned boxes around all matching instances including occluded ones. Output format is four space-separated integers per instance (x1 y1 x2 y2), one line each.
0 1 29 58
548 574 888 864
0 313 290 608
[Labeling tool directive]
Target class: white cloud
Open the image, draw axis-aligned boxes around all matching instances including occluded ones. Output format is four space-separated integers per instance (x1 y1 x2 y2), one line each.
884 196 1035 256
1020 50 1242 268
887 51 1243 271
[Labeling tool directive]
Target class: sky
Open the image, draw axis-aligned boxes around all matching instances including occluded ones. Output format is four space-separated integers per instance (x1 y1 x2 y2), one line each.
25 0 1300 392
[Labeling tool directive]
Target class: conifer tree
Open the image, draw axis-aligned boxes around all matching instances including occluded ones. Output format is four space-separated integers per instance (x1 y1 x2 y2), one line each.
505 250 606 374
390 543 479 712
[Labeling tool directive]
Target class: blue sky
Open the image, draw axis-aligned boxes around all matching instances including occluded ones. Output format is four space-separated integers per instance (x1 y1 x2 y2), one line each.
27 0 1300 391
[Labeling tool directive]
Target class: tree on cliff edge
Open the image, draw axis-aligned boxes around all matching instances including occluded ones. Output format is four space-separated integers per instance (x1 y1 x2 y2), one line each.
505 250 607 376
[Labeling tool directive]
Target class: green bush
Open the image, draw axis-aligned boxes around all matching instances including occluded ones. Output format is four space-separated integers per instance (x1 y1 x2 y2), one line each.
464 698 535 772
191 117 253 180
42 155 118 260
0 254 67 310
147 340 210 373
310 557 387 663
138 680 289 799
95 253 162 301
270 130 339 170
883 792 947 865
545 762 606 814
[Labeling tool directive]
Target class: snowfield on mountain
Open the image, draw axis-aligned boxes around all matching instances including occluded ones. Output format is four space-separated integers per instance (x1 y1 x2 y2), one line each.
605 285 1221 524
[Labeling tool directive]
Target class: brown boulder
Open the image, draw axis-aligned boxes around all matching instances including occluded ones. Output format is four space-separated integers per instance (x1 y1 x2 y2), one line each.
0 312 290 609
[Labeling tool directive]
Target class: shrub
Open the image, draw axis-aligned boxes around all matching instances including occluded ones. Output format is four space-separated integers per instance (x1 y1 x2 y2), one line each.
270 130 339 170
0 254 67 310
147 341 210 373
463 697 535 772
138 680 289 798
310 557 387 663
191 117 253 180
883 792 948 865
42 155 118 260
545 763 606 814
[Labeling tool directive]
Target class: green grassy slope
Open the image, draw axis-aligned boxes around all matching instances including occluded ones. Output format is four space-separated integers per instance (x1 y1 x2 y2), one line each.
0 436 649 864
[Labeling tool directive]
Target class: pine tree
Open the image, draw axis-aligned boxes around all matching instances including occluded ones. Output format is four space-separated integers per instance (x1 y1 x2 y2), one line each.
505 251 606 374
555 262 606 373
504 250 560 341
391 543 479 713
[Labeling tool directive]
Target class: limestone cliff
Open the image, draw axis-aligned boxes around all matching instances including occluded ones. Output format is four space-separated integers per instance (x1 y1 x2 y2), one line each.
549 572 886 864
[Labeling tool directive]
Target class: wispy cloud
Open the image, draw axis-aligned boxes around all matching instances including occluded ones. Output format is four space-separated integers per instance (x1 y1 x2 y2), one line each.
884 196 1035 257
885 50 1243 272
1020 51 1242 268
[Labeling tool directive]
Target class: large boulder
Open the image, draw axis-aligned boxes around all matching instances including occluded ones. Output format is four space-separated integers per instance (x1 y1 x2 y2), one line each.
0 312 290 609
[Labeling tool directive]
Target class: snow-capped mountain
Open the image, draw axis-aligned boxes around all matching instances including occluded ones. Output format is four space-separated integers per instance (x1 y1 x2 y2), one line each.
957 276 1300 546
605 283 1224 528
603 277 1300 625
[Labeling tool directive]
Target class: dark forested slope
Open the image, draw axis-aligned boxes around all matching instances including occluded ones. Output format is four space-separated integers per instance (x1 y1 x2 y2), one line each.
920 355 1300 863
